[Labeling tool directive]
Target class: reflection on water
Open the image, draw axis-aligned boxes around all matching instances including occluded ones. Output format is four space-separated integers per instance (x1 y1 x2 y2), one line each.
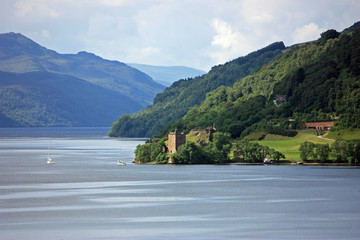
0 128 360 240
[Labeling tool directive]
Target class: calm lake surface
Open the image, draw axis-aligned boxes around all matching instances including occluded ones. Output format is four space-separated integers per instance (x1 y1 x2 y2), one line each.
0 127 359 240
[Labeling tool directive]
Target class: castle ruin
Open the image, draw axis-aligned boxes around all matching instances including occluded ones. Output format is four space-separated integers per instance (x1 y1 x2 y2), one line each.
167 130 186 153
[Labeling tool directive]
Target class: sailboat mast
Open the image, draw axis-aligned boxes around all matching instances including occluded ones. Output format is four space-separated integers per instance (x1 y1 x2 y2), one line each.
48 141 51 158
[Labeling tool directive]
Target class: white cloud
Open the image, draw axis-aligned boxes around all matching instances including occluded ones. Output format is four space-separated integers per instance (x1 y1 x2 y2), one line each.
41 30 51 38
240 0 278 24
87 14 118 37
128 46 161 62
129 1 214 67
291 23 324 43
209 18 254 65
78 12 140 61
97 0 153 7
98 0 128 7
211 18 236 49
14 0 58 18
2 0 360 71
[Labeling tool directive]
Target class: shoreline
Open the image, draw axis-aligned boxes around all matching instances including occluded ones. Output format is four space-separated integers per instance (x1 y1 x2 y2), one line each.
231 162 358 166
133 160 359 166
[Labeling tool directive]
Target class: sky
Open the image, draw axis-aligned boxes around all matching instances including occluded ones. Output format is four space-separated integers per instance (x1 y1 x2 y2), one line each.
1 0 359 71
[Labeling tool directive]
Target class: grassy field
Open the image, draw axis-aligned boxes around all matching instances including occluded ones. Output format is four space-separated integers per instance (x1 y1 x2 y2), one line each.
186 132 210 143
254 130 335 161
325 129 360 140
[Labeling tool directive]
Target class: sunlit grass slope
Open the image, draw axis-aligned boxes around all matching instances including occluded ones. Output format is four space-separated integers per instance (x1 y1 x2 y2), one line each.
254 130 335 161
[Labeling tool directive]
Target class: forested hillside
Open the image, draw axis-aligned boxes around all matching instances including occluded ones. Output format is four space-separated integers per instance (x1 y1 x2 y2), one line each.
0 33 164 107
162 26 360 138
109 42 285 137
0 32 167 127
0 71 142 127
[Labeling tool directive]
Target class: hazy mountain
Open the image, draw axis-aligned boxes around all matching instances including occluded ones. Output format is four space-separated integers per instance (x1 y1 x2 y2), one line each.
127 63 206 86
0 71 142 127
0 32 166 127
0 32 165 107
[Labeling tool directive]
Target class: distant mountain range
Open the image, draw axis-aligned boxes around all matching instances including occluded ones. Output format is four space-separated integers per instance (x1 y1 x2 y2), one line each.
0 33 201 127
0 33 165 107
0 32 166 126
127 63 205 86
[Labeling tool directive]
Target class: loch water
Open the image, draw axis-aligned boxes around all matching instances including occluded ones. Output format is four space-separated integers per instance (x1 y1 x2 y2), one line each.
0 128 359 240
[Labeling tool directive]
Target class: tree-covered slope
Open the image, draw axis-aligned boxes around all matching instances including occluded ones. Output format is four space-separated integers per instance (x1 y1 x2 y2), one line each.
109 42 285 137
0 71 142 127
0 32 164 107
164 26 360 138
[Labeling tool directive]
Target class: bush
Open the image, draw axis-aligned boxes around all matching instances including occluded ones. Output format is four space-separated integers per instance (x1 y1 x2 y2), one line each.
299 141 315 161
268 128 298 137
173 142 210 164
319 29 340 45
135 139 166 163
155 152 169 164
314 144 330 162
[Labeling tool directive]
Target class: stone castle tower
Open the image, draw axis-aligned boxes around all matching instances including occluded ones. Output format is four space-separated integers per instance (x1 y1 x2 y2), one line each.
167 130 186 153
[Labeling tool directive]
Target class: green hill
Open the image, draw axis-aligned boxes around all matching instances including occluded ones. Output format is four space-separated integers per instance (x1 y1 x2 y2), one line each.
0 71 142 127
164 24 360 139
109 42 285 137
0 32 164 107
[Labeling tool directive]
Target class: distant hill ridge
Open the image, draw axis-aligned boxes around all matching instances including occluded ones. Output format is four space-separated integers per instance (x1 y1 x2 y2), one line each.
0 32 165 107
0 32 166 127
0 70 142 127
127 63 206 86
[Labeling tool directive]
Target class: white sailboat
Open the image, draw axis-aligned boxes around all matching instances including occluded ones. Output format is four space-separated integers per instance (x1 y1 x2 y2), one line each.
117 160 126 166
46 141 54 164
117 146 126 166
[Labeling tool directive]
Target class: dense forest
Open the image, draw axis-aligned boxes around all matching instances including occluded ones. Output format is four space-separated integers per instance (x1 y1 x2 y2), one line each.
109 42 285 137
161 26 360 138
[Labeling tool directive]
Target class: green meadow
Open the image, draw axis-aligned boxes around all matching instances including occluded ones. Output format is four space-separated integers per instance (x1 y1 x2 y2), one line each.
254 130 336 161
325 129 360 141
